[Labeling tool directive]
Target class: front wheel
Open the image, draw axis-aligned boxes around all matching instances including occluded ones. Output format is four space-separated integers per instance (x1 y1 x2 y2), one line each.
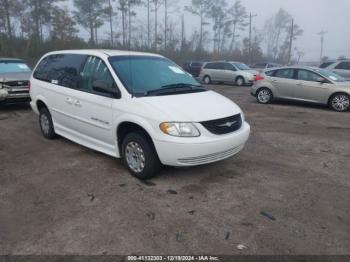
39 107 56 139
256 88 273 104
122 132 161 180
329 93 350 112
235 77 245 86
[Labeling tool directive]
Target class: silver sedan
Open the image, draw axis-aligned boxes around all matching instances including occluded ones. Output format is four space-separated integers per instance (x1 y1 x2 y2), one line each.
251 66 350 112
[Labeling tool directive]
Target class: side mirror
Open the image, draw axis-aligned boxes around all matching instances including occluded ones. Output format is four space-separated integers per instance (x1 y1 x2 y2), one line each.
93 80 120 98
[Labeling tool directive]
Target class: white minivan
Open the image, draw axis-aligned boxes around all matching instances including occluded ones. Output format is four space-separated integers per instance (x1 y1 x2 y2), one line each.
30 50 250 179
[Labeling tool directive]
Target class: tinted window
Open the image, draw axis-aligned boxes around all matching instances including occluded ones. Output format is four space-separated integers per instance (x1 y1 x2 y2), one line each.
297 70 321 82
265 70 276 76
204 63 215 69
216 63 226 70
80 56 115 92
192 62 202 67
320 62 335 68
34 54 86 89
224 63 235 71
275 69 295 79
335 62 350 70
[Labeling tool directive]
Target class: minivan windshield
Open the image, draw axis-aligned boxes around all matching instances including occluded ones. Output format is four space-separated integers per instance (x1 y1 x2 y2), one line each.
233 62 251 70
314 68 346 82
109 56 204 96
0 61 31 74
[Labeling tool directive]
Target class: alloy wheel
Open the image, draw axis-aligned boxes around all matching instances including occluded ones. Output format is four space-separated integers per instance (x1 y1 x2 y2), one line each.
331 94 350 111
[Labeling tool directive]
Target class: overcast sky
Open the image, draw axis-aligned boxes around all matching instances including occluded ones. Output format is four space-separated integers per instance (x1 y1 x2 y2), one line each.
71 0 350 62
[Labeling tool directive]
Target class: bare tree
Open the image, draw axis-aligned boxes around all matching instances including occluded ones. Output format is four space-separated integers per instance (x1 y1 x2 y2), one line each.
185 0 211 51
227 0 248 52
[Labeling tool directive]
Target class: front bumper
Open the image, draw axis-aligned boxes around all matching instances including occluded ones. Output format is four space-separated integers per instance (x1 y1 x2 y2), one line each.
154 122 250 166
0 88 30 103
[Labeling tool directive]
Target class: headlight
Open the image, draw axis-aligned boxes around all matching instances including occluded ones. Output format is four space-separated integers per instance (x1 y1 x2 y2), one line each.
160 122 200 137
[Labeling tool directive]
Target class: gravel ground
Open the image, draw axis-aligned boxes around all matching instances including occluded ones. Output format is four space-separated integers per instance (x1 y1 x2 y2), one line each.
0 85 349 255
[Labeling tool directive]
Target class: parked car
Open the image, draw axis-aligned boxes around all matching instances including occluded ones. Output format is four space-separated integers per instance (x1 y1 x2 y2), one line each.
250 62 281 72
319 59 350 79
30 50 250 179
199 61 259 86
251 66 350 112
0 58 31 104
182 61 204 77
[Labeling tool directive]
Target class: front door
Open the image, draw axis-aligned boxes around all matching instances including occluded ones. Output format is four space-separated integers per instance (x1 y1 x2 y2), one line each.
294 69 331 103
72 56 117 153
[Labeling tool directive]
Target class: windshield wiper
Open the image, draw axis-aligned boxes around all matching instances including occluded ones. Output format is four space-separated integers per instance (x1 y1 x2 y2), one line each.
145 83 206 96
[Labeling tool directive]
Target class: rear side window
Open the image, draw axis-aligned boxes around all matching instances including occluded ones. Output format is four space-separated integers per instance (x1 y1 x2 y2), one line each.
34 54 87 89
224 63 235 71
335 62 350 70
274 69 295 79
80 56 115 92
265 70 276 76
320 62 334 68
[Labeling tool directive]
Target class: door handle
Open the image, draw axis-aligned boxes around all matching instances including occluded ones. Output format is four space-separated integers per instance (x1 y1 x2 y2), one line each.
74 100 82 107
272 79 278 82
65 97 73 105
296 82 303 86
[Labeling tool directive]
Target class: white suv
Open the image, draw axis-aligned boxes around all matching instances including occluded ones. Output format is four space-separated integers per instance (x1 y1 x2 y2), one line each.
30 50 250 179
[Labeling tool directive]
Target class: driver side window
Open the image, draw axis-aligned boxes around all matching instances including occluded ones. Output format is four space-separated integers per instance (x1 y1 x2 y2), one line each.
80 56 115 92
297 70 320 82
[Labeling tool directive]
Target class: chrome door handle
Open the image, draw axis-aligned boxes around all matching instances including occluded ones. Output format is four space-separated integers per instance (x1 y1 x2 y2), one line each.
65 98 73 105
74 100 82 107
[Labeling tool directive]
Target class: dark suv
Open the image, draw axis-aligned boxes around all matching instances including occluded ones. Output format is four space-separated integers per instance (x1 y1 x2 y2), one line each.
182 61 204 77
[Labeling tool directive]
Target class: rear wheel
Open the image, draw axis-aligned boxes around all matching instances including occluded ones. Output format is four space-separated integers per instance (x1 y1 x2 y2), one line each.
203 75 211 84
122 132 161 180
39 107 56 139
256 88 273 104
329 93 350 112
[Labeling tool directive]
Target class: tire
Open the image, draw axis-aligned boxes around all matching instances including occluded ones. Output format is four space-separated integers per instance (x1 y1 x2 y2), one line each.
256 88 273 104
122 131 161 180
203 75 212 84
39 107 56 139
235 76 245 86
329 93 350 112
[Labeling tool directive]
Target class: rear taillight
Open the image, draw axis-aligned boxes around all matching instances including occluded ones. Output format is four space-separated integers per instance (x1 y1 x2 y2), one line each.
254 75 265 81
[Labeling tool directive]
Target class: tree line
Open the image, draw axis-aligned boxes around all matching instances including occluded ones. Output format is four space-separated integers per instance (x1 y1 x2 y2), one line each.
0 0 303 65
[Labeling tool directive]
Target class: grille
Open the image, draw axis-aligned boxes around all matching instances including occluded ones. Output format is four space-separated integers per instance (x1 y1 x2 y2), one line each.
3 80 29 87
178 145 244 165
201 114 242 135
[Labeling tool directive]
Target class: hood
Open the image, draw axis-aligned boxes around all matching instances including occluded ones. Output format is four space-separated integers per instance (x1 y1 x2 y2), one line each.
0 71 31 82
138 90 242 122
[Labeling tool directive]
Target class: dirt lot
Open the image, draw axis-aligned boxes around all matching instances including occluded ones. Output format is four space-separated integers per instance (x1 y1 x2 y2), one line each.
0 85 349 255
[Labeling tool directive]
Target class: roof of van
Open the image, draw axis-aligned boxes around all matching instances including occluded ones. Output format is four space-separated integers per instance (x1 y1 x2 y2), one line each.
45 49 163 58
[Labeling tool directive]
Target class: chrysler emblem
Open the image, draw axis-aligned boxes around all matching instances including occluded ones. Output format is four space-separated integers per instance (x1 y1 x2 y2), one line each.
218 121 237 128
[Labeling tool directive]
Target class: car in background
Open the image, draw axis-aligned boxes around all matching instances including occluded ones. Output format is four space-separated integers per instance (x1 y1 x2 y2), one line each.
250 62 281 72
182 61 204 77
251 66 350 112
199 61 259 86
0 58 31 104
319 59 350 79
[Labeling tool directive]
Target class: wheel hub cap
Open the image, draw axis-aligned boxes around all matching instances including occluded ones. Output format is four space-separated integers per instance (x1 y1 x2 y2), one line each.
332 95 349 111
258 90 270 103
40 114 50 134
125 142 146 173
